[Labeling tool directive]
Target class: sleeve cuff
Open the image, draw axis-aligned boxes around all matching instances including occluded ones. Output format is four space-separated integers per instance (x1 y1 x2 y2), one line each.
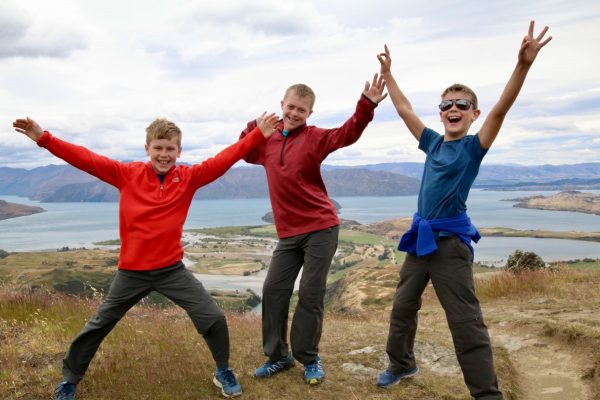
36 131 52 147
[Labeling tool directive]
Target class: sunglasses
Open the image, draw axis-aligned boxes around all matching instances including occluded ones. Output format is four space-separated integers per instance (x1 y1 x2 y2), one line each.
438 99 474 112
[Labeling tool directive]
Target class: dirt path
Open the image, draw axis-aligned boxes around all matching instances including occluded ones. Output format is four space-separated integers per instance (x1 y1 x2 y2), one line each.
491 325 592 400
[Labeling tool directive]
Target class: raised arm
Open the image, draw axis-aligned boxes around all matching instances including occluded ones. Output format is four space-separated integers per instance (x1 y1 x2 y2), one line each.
377 45 425 141
478 20 552 149
13 117 125 187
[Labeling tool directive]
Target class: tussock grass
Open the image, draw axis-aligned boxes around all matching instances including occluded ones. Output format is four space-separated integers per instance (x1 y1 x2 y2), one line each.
1 286 484 400
474 266 600 301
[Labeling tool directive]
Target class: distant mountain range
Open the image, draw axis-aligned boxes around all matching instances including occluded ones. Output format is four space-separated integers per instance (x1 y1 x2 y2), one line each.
1 162 599 202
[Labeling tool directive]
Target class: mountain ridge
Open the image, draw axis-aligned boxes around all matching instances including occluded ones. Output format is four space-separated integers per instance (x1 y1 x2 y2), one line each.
1 162 599 202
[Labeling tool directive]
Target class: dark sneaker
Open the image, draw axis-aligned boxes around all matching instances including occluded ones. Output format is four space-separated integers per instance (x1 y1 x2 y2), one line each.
213 368 242 398
55 381 77 400
376 366 419 388
304 356 324 385
254 354 295 378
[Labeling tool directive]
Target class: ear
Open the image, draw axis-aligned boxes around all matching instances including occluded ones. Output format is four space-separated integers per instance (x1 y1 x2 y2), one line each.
177 146 182 158
439 111 443 122
471 108 481 121
308 109 313 118
144 143 150 156
280 100 285 110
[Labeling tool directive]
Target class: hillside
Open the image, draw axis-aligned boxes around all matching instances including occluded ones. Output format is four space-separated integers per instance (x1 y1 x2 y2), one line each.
1 223 599 399
2 260 599 399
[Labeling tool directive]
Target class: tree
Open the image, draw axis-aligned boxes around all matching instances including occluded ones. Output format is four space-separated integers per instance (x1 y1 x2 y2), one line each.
505 249 546 273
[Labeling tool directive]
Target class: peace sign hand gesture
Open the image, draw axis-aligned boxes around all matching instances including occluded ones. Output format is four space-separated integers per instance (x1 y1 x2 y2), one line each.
519 20 552 66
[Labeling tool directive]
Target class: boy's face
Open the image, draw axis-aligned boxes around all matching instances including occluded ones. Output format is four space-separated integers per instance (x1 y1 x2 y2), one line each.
145 137 181 175
281 91 313 132
439 91 480 139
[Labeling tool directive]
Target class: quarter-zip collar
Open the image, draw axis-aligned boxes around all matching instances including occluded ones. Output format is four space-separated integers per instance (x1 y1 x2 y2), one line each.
279 123 305 166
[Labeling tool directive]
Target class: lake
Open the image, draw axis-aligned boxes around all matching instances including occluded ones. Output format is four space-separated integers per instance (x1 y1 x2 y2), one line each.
2 190 600 268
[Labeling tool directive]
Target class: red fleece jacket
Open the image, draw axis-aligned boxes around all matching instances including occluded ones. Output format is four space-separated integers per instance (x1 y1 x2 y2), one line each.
240 95 376 238
37 127 266 271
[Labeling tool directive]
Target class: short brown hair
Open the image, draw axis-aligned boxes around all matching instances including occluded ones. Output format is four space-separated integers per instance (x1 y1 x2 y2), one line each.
284 83 316 109
145 118 182 147
441 83 478 109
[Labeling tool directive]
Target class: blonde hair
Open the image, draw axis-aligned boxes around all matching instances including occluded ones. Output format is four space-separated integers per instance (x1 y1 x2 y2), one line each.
145 118 182 146
284 83 316 109
441 83 478 109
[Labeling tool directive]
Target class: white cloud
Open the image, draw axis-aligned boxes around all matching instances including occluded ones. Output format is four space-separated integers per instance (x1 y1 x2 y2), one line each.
2 0 600 170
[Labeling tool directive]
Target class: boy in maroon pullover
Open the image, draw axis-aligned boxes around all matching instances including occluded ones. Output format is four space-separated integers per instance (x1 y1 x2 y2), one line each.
13 113 278 399
240 77 387 384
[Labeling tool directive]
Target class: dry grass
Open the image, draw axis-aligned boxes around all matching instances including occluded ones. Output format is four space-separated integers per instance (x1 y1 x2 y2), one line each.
475 266 600 302
2 229 599 399
4 265 598 399
0 285 487 400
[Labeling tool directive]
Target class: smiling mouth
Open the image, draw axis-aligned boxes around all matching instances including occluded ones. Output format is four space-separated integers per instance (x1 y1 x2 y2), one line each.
448 115 462 123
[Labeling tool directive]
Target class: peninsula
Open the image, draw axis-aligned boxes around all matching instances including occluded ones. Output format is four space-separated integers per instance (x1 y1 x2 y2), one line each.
509 190 600 216
0 200 45 221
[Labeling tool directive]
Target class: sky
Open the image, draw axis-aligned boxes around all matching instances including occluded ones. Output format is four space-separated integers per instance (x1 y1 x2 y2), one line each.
1 0 599 169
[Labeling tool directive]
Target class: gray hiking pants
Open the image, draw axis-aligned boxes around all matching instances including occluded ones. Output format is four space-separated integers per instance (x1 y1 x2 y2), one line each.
62 262 229 384
386 235 503 399
261 225 339 365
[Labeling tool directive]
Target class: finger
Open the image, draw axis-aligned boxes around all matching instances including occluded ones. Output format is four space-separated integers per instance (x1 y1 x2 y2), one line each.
364 80 370 92
528 20 534 38
372 73 378 86
384 44 390 56
536 25 549 42
539 36 552 47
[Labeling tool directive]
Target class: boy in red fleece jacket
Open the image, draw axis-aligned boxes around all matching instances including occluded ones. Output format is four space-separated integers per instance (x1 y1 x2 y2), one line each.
13 113 278 399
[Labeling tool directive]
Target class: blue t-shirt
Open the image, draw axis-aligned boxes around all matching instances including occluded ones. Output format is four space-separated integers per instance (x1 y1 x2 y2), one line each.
417 127 487 219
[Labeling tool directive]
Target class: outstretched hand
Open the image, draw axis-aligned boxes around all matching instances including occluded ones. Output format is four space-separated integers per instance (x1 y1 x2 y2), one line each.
256 112 279 138
377 44 392 75
519 20 552 66
363 73 388 104
13 117 44 142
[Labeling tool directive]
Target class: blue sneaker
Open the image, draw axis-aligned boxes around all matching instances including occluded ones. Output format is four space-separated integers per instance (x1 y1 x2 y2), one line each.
254 354 295 378
376 366 419 388
304 357 324 385
54 381 77 400
213 368 242 398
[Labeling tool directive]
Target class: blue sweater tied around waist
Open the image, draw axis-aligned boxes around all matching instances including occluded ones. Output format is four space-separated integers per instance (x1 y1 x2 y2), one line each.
398 212 481 256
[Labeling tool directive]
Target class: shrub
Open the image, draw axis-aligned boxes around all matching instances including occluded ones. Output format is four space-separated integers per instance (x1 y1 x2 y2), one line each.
505 249 546 273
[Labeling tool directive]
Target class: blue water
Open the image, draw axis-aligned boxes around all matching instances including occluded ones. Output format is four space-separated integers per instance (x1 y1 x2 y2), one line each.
2 190 600 264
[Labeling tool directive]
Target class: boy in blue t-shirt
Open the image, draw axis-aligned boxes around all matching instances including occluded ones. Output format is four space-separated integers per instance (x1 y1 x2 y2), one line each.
375 21 551 399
